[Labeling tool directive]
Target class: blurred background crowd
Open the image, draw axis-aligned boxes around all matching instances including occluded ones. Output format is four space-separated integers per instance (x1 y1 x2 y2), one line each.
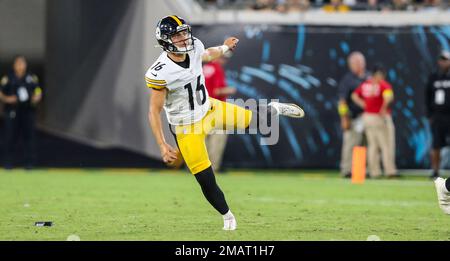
199 0 449 12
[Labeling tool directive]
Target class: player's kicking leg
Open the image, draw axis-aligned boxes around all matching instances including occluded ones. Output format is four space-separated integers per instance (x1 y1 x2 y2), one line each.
176 99 305 231
434 177 450 215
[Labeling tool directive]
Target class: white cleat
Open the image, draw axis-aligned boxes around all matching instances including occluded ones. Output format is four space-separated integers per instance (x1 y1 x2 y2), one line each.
268 102 305 118
223 217 237 231
434 177 450 215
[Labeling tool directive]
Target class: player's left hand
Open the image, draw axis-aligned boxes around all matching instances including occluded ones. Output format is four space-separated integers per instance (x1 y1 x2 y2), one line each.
160 143 178 165
224 37 239 51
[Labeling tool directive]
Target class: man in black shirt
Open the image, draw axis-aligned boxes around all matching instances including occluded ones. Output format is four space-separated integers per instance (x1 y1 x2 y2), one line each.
337 52 368 178
0 56 43 169
425 50 450 179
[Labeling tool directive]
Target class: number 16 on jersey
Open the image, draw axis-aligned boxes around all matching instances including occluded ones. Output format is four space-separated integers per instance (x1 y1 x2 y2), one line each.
184 75 207 110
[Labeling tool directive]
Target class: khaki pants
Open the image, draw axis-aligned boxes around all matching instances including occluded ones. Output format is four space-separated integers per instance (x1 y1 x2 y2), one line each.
205 133 228 172
340 116 364 176
363 113 397 177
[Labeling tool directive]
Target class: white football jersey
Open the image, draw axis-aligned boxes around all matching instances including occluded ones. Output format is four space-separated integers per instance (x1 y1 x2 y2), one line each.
145 38 210 126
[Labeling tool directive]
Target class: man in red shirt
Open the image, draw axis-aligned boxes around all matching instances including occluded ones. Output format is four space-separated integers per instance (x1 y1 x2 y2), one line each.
203 55 236 172
352 64 397 178
203 56 236 102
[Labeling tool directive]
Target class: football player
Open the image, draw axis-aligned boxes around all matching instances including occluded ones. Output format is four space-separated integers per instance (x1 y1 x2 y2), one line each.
146 15 305 230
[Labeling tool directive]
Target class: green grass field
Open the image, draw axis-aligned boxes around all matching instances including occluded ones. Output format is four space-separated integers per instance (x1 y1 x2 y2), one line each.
0 169 448 241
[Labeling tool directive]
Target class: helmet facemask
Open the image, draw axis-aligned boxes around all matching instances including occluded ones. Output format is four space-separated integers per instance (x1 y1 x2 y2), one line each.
157 24 194 54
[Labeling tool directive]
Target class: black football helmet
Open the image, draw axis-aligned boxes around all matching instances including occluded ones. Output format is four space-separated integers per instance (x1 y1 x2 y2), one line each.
156 15 194 54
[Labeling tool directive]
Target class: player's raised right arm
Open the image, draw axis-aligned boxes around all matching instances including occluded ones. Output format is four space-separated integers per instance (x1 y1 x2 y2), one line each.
202 37 239 63
148 89 178 164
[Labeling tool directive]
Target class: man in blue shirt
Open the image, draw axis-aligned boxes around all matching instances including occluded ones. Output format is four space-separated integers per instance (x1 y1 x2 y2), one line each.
337 52 368 178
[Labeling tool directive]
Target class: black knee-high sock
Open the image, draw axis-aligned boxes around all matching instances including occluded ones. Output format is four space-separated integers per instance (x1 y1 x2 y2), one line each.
446 178 450 192
195 166 229 215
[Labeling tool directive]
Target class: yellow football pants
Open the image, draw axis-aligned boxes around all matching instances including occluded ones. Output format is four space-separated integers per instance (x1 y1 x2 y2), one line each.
172 98 252 174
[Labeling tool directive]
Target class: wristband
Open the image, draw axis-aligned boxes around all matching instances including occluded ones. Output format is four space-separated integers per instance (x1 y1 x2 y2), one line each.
220 45 230 55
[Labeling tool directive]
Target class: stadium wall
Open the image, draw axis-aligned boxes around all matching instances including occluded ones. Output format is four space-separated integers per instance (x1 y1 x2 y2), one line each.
44 0 181 160
0 0 46 63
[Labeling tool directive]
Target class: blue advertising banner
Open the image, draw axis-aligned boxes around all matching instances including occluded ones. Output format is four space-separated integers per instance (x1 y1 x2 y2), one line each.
193 25 450 169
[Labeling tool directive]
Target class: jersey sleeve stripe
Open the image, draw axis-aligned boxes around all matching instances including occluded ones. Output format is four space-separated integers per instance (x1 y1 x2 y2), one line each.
147 82 166 90
145 80 166 87
145 77 167 84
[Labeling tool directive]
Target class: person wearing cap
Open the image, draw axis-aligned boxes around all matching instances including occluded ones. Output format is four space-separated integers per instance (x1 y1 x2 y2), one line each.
203 53 237 173
0 55 43 169
352 64 398 178
425 50 450 179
